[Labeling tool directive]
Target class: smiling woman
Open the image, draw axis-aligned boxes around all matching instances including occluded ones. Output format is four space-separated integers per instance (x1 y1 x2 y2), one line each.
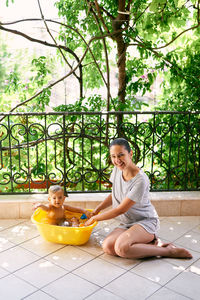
85 138 193 260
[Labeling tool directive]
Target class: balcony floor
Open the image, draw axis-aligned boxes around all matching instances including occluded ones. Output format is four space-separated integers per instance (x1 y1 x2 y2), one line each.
0 216 200 300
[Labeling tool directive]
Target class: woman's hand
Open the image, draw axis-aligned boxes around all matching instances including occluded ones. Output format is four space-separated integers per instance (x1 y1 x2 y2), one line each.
91 208 99 216
84 210 93 219
85 216 97 226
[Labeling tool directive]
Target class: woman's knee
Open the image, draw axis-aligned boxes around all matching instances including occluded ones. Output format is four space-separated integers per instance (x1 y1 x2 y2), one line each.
102 238 116 256
114 238 133 258
102 228 125 256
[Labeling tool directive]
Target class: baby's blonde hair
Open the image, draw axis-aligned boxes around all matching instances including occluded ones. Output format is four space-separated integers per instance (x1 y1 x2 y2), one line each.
48 185 63 194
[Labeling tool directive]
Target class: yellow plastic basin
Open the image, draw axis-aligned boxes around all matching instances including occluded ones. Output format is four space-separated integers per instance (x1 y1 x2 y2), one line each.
31 208 97 245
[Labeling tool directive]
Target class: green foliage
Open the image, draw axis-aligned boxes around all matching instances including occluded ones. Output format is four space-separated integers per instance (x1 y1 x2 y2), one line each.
126 56 157 97
0 41 10 90
0 111 198 193
4 68 20 94
2 0 200 113
146 48 200 190
5 0 14 6
1 55 53 112
156 51 200 111
146 112 199 190
54 0 199 110
1 0 200 193
54 94 106 112
31 56 51 86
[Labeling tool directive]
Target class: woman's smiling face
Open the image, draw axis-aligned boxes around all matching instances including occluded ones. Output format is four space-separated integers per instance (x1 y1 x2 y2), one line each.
110 144 133 170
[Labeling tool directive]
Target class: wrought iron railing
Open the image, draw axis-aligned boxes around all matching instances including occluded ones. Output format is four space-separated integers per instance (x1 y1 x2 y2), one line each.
0 111 199 194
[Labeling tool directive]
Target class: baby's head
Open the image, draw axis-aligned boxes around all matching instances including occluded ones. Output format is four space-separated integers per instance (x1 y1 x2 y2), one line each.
48 185 65 208
48 185 63 194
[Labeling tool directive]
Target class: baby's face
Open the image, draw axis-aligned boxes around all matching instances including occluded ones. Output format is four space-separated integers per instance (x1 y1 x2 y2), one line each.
49 190 65 208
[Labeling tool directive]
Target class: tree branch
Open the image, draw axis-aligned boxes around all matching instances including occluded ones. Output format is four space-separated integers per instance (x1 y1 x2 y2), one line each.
152 24 200 50
0 18 110 91
0 24 79 59
0 27 128 121
86 1 111 105
37 0 83 98
126 0 134 11
127 37 199 88
90 1 114 20
94 0 111 33
197 0 200 23
0 38 94 121
87 0 113 140
133 3 151 24
0 18 127 43
0 17 127 97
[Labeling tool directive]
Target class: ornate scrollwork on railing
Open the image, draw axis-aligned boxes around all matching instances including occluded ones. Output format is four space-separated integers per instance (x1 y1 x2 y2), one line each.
0 111 199 194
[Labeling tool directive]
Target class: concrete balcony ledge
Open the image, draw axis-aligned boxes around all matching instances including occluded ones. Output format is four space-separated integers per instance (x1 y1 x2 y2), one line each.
0 191 199 219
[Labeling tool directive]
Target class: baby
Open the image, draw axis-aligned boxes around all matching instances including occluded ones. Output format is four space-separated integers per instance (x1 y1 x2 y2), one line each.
33 185 92 226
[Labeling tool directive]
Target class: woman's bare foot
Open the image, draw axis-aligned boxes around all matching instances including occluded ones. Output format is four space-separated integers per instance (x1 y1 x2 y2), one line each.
160 242 172 247
166 244 193 259
149 238 159 245
150 238 171 247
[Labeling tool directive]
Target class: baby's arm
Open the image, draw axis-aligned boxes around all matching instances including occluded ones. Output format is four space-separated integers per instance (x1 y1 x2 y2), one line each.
64 204 92 218
33 203 50 212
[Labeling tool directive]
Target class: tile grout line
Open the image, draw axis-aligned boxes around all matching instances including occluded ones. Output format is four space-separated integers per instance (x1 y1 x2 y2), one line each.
172 225 200 252
0 219 29 232
143 256 199 299
31 249 131 294
83 287 126 300
13 250 105 291
0 217 200 300
144 285 193 300
21 289 59 300
155 285 193 300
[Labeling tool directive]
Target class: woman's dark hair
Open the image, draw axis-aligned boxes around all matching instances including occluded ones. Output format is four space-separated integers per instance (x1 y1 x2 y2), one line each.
109 138 131 153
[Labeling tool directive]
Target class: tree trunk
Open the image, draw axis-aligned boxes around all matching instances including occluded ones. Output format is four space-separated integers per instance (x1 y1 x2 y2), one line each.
116 36 126 104
112 1 129 133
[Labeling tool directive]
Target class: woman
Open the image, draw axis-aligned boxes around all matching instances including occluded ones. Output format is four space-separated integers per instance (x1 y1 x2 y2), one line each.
85 138 192 259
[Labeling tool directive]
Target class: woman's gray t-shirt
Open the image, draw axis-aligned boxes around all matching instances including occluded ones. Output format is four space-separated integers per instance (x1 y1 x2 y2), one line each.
110 167 159 233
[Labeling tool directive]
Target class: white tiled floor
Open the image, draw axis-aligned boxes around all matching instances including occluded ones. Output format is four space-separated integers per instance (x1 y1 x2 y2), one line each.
0 216 200 300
